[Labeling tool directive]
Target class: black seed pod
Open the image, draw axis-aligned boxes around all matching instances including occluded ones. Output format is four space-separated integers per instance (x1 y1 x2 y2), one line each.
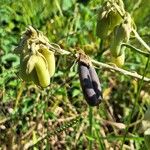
78 61 102 106
89 66 103 102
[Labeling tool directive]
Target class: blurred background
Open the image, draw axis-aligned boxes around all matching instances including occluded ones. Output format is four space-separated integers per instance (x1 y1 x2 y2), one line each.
0 0 150 149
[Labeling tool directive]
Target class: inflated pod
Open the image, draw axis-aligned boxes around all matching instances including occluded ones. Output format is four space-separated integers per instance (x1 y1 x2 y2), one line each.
96 15 111 39
96 2 123 39
19 54 40 85
111 49 125 67
110 25 126 57
19 56 33 82
34 55 50 87
110 13 132 58
38 47 55 77
78 61 102 106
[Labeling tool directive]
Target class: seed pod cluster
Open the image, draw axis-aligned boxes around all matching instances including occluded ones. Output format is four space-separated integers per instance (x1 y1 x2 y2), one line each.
14 26 55 87
110 13 132 67
78 53 102 106
96 0 124 39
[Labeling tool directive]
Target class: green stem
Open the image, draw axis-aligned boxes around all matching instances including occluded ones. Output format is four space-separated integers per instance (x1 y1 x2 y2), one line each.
132 29 150 52
94 128 105 150
89 107 93 150
120 56 150 149
122 43 150 57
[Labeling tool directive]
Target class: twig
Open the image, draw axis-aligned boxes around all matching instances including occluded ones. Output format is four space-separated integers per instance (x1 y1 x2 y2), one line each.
74 122 86 145
91 59 150 82
122 43 150 57
47 43 71 55
132 29 150 52
45 45 150 82
16 26 150 83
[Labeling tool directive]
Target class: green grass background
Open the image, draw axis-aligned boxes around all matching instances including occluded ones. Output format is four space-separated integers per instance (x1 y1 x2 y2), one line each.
0 0 150 149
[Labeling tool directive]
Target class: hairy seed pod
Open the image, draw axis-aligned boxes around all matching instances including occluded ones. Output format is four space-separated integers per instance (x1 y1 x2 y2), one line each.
39 46 55 77
78 61 102 106
34 55 50 87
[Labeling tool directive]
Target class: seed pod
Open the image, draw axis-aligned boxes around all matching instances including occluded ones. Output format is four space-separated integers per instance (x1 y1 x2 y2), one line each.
110 14 132 67
78 61 102 106
96 3 122 39
19 55 39 84
34 55 50 87
19 55 33 82
38 46 55 77
96 13 111 39
26 55 37 74
108 10 122 33
110 26 125 57
89 65 103 101
111 52 125 67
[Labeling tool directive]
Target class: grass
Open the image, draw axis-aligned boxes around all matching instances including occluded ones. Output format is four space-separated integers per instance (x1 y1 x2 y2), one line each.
0 0 150 149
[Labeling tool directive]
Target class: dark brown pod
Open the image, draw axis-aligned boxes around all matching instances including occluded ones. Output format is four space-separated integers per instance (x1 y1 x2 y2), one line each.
89 66 103 102
78 61 102 106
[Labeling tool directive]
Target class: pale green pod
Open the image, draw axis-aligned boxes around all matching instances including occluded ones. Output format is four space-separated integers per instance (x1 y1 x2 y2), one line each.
108 10 122 32
110 38 122 57
34 55 50 87
111 51 125 67
19 55 33 82
38 46 55 77
19 54 39 85
110 23 128 57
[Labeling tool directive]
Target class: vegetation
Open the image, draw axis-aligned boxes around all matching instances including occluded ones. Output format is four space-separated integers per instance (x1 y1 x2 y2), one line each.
0 0 150 149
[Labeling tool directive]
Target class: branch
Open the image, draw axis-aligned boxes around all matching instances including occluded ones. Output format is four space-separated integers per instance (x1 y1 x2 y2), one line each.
122 43 150 57
91 59 150 82
15 26 150 83
51 46 150 82
132 29 150 53
47 43 71 55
